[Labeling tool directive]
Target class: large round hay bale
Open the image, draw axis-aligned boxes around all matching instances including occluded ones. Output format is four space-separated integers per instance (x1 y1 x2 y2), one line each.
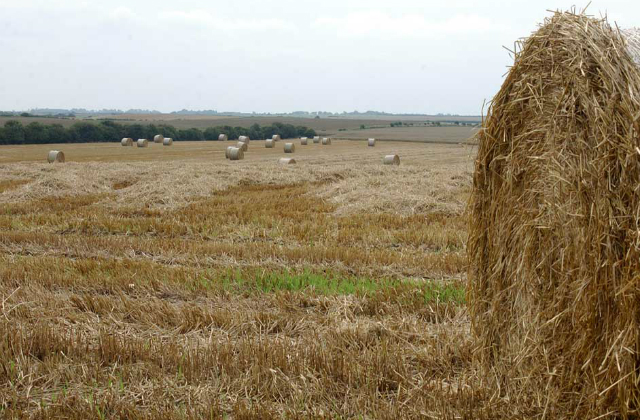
272 134 281 141
468 12 640 416
229 147 244 160
383 155 399 165
368 138 376 147
121 138 133 146
237 141 248 152
265 139 275 148
313 136 320 144
284 143 295 153
300 137 308 145
225 146 234 159
153 134 164 144
218 134 228 141
279 157 296 164
163 138 173 146
321 138 331 145
238 135 250 143
47 150 65 163
137 139 148 148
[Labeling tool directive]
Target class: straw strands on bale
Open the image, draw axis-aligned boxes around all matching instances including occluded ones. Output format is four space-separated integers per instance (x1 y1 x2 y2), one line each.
163 138 173 146
121 138 133 146
284 143 295 153
237 141 248 152
272 134 281 141
225 146 234 159
228 147 244 160
47 150 65 163
313 136 320 144
265 139 275 148
468 12 640 417
153 134 164 144
239 136 250 143
278 157 296 164
321 138 331 145
368 138 376 147
300 137 308 145
137 139 148 148
218 134 228 142
383 155 399 165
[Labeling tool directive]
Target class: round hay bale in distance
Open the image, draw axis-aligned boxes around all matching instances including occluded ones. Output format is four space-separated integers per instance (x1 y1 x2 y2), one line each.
121 138 133 146
383 155 399 165
313 136 320 144
237 141 248 152
368 138 376 147
218 134 228 141
279 157 296 164
238 135 250 143
468 12 640 415
137 139 149 148
153 134 164 144
163 138 173 146
265 139 275 148
229 147 244 160
47 150 65 163
225 146 235 159
300 137 308 145
284 143 295 153
321 138 331 145
272 134 281 141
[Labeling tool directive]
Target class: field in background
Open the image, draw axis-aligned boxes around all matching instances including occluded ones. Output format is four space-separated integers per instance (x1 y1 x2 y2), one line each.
0 137 521 418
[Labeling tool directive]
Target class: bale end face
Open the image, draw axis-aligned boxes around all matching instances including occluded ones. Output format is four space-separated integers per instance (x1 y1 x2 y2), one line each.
284 143 295 153
383 155 399 165
153 135 164 143
229 147 244 160
321 138 331 145
279 157 296 164
121 138 133 146
162 138 173 146
265 139 275 148
137 139 148 148
300 137 308 145
47 150 65 163
237 141 248 152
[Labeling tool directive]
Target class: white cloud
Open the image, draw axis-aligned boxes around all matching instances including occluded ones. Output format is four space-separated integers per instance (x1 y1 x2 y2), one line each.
157 10 295 32
109 6 137 21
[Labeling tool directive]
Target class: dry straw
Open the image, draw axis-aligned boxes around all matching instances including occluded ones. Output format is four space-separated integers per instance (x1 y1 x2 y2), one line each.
368 138 376 147
321 138 331 145
383 155 399 165
153 134 164 144
284 143 295 153
121 138 133 146
228 147 244 160
300 137 308 145
468 11 640 417
137 139 148 148
278 157 296 164
218 134 228 141
265 139 275 148
47 150 65 163
237 141 248 152
313 136 320 144
163 138 173 146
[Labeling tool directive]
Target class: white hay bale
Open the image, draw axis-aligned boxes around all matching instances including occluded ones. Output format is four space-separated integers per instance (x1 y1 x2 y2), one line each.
163 138 173 146
368 138 376 147
284 143 295 153
272 134 281 141
265 139 275 148
229 147 244 160
313 136 320 144
321 137 331 145
225 146 235 159
137 139 149 147
153 134 164 144
239 135 250 143
383 154 400 165
279 157 296 164
218 134 228 141
121 138 133 146
47 150 65 163
237 141 248 152
300 137 308 145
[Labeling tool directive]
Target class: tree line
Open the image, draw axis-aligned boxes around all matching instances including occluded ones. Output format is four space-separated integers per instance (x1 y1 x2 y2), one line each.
0 120 317 145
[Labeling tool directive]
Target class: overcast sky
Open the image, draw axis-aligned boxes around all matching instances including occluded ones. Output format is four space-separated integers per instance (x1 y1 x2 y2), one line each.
1 0 639 115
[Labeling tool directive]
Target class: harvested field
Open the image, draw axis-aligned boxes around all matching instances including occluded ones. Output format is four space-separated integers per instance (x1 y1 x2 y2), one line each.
0 139 516 418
